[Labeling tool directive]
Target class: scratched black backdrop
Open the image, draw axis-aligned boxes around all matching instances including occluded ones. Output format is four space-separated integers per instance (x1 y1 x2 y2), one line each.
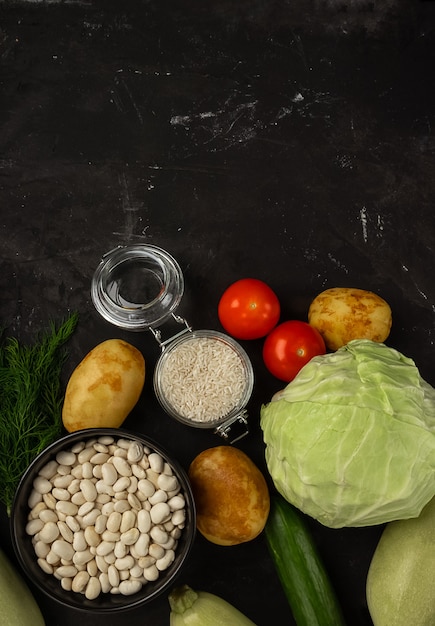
1 1 435 625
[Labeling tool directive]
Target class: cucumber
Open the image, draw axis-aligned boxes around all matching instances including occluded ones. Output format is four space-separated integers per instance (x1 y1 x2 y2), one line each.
265 494 346 626
0 547 45 626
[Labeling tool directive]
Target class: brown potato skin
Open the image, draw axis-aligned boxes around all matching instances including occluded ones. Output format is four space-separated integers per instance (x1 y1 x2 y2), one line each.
188 446 270 546
62 339 145 432
308 287 392 351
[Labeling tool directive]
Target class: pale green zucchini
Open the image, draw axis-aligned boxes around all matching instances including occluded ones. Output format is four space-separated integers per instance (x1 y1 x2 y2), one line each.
169 584 257 625
0 547 45 625
366 495 435 626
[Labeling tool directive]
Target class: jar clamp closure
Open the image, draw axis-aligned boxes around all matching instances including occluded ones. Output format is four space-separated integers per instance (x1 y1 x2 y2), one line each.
91 245 253 443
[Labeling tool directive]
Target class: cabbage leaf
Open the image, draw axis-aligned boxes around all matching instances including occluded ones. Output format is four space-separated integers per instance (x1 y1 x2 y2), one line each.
260 339 435 528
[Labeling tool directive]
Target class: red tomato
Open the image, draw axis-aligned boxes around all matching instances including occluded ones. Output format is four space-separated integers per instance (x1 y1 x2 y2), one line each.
263 320 326 382
218 278 281 340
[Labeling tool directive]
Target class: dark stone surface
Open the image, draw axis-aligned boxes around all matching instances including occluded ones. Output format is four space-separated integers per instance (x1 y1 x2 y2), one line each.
1 1 434 624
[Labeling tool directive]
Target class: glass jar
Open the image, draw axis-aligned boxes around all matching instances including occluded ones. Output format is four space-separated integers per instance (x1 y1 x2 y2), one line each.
154 329 253 443
91 244 184 331
91 244 253 443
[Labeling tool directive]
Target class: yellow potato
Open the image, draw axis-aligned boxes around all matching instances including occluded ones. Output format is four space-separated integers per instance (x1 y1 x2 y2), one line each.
62 339 145 432
308 287 392 351
188 446 270 546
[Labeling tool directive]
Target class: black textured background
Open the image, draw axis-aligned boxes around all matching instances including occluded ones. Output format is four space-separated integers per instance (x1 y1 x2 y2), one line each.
1 1 435 624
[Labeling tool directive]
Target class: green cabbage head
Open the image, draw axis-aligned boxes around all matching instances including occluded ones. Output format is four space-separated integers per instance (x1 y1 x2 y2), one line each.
260 339 435 528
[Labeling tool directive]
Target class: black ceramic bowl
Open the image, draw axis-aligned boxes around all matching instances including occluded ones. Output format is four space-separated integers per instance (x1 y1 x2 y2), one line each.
10 428 196 613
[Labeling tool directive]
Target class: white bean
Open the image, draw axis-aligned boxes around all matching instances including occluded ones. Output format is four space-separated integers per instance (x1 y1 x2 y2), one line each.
112 456 132 477
127 441 143 464
80 479 97 502
156 549 175 572
90 452 110 465
96 480 115 496
78 500 94 517
34 540 50 558
102 530 120 543
168 494 186 511
67 479 80 495
28 490 43 509
150 502 171 525
114 499 130 514
72 570 89 592
95 554 109 573
137 509 151 534
113 476 130 493
107 564 120 587
71 491 86 506
119 579 142 596
73 549 94 566
127 492 142 511
81 461 93 479
150 526 168 545
42 492 57 510
56 451 76 466
148 543 165 560
51 539 75 561
131 464 146 480
96 541 115 557
99 572 111 594
87 559 98 577
38 521 60 543
143 564 159 581
82 509 101 527
149 489 167 505
58 521 74 543
121 527 139 546
172 509 186 527
65 515 81 533
157 473 179 492
37 558 54 574
84 526 100 547
98 436 114 446
134 533 150 557
73 531 87 552
138 555 155 569
120 510 136 533
101 463 117 486
56 565 77 578
53 474 74 489
56 501 78 516
114 541 128 559
61 577 73 591
26 518 44 535
137 478 155 498
39 502 59 523
148 452 164 473
33 476 53 495
38 460 58 480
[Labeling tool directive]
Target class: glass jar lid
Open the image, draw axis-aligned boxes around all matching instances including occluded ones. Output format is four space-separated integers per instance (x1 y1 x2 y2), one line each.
91 244 184 331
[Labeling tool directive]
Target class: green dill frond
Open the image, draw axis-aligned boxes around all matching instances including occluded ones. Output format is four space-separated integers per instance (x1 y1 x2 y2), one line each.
0 312 78 515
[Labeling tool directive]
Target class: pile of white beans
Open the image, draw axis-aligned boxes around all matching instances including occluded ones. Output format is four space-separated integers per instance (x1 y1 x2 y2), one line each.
25 435 188 600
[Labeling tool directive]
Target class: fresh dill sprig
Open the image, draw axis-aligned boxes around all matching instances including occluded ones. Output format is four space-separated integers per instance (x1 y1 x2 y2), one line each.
0 312 78 515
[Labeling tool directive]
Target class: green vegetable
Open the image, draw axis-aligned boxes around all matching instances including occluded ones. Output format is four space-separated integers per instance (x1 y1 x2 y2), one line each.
0 313 78 514
168 584 257 626
366 495 435 626
265 494 346 626
0 547 45 625
260 339 435 528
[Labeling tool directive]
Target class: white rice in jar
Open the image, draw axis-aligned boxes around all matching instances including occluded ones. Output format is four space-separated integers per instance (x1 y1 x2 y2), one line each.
158 334 248 423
